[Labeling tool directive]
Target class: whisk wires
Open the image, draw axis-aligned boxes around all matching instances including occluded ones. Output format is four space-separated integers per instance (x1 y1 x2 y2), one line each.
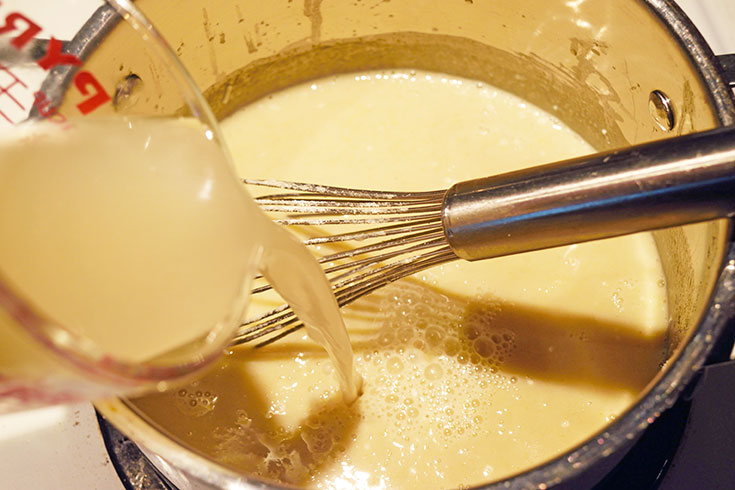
233 179 457 347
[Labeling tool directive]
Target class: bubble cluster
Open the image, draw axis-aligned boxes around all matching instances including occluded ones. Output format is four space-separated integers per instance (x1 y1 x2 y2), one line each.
212 403 356 485
314 281 527 453
462 309 516 366
365 282 518 376
173 382 218 417
301 426 333 453
129 68 672 489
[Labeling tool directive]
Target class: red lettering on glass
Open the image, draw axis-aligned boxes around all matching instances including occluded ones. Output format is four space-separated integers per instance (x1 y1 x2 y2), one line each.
0 12 41 49
32 90 58 117
74 71 111 115
36 37 82 70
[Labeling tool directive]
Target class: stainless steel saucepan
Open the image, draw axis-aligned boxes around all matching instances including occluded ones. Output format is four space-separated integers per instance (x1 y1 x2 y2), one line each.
50 0 735 488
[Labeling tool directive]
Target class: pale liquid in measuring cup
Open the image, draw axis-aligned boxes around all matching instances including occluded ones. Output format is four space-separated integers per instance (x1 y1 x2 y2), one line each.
131 72 670 489
0 118 359 403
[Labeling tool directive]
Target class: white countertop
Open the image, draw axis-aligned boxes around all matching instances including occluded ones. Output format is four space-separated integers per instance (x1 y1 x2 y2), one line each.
0 1 733 489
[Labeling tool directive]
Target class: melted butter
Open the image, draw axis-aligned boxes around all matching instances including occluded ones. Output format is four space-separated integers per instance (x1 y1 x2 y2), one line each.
130 71 669 488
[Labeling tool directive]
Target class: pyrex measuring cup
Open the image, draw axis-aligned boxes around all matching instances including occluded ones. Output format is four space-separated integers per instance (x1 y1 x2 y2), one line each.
0 0 262 412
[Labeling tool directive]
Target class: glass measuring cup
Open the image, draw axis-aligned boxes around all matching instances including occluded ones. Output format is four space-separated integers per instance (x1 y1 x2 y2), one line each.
0 0 263 412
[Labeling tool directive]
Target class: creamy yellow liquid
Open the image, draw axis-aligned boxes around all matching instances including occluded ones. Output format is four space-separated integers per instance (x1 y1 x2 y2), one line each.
0 118 358 405
0 119 259 364
131 72 669 488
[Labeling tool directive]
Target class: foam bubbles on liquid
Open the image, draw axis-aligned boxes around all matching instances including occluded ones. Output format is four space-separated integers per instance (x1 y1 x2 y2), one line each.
211 401 358 485
173 381 218 417
129 69 670 490
331 281 522 454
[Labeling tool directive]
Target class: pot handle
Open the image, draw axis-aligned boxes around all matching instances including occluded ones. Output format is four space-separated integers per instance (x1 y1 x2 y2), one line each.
716 54 735 93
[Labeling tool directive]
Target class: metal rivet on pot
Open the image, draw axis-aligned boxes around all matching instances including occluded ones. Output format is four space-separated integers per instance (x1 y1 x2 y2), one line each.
648 90 675 131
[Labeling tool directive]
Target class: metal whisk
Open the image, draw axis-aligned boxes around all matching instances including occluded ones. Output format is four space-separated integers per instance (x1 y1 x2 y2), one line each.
233 128 735 346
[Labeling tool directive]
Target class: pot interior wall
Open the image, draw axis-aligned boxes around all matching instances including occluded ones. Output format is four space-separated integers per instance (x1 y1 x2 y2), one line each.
74 0 730 484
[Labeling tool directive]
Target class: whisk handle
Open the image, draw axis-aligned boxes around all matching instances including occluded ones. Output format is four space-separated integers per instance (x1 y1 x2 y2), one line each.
443 127 735 261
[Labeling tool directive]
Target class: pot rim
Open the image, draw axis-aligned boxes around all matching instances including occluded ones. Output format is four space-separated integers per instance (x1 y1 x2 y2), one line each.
91 0 735 488
501 2 735 486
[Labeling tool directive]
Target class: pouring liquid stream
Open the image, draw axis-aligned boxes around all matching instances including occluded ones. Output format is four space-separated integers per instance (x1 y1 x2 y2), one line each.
125 71 672 489
0 118 360 403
